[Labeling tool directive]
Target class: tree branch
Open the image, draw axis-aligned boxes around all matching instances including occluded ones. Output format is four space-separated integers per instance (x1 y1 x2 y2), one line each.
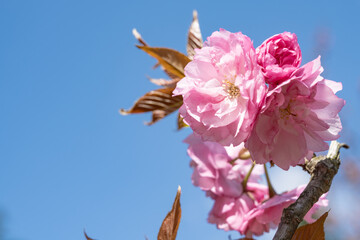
273 141 348 240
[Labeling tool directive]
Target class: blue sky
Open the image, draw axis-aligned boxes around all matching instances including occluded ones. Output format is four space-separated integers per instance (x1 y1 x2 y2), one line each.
1 1 360 240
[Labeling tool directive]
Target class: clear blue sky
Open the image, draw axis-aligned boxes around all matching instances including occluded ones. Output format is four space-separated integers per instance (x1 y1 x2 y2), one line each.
1 1 360 240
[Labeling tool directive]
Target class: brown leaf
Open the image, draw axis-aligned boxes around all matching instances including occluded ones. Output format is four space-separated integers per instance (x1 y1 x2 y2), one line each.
163 69 182 80
177 113 188 130
153 63 181 81
187 10 203 59
149 78 180 88
157 186 182 240
152 63 179 80
137 46 190 78
120 88 183 125
132 31 185 79
291 211 328 240
84 230 95 240
153 62 161 69
148 109 167 126
132 28 148 46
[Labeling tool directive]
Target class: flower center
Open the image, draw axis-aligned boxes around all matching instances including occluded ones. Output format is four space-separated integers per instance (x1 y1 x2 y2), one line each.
222 78 240 99
279 105 297 120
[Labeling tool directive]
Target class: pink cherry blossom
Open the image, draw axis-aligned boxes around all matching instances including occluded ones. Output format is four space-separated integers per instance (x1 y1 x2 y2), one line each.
246 57 345 170
208 194 257 232
240 185 328 236
256 32 301 84
174 29 266 146
208 183 269 233
185 133 270 236
184 133 263 198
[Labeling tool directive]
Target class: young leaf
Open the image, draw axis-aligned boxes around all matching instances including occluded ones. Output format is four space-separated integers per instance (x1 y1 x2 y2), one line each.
84 230 95 240
291 212 328 240
137 46 190 78
187 10 203 59
164 69 182 80
132 29 185 80
132 28 148 46
157 186 182 240
177 113 188 130
148 78 180 88
120 88 183 125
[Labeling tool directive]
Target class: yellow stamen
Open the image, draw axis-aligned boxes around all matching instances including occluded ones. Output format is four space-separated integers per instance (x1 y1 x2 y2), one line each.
222 78 240 99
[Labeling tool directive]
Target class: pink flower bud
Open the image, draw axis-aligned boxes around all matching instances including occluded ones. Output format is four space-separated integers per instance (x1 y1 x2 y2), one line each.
256 32 302 84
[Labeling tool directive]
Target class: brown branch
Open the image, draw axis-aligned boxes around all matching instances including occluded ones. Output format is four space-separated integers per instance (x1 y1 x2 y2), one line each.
273 141 348 240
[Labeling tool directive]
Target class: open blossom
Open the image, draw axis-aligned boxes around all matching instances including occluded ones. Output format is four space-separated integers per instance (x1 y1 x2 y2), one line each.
246 57 345 170
256 32 301 84
184 133 263 198
208 183 269 233
240 185 328 236
174 29 266 146
208 194 256 232
185 133 270 234
208 184 328 237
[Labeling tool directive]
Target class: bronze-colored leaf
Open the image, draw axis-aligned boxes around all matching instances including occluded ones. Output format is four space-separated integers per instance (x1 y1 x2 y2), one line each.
84 230 95 240
132 30 185 80
147 109 167 126
132 28 148 46
149 78 180 88
120 88 183 125
137 46 190 78
177 113 188 130
153 62 161 69
152 62 182 80
158 186 182 240
163 68 182 80
291 211 328 240
187 10 203 59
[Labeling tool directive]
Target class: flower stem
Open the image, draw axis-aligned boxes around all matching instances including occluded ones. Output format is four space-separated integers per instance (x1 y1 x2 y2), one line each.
242 162 255 191
264 163 277 198
229 157 239 165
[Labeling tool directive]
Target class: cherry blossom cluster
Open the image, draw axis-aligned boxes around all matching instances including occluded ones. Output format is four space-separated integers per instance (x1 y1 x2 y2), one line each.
174 29 345 170
185 133 327 237
175 29 343 237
